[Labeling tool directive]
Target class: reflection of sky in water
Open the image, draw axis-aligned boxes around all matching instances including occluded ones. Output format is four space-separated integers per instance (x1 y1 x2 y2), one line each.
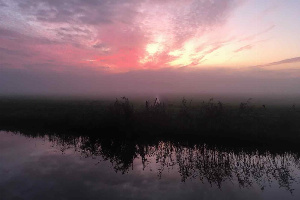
1 131 300 200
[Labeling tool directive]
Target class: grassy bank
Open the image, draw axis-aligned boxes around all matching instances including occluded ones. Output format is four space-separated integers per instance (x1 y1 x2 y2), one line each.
0 97 299 145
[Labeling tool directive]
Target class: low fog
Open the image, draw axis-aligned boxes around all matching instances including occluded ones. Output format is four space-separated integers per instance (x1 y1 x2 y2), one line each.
1 67 299 100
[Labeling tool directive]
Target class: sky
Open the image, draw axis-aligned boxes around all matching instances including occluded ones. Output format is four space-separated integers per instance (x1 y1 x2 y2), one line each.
0 0 300 95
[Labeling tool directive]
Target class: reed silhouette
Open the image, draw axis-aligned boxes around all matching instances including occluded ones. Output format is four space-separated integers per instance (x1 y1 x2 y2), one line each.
9 130 300 193
0 97 299 147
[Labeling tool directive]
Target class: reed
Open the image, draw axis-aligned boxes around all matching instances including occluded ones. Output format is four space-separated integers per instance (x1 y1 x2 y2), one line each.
0 97 299 145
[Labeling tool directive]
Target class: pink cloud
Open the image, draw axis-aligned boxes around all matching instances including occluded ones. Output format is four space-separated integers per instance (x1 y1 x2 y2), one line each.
239 25 275 42
252 57 300 68
234 45 252 53
0 0 242 72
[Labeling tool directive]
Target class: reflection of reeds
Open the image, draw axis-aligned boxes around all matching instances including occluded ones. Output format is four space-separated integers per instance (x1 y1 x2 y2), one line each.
12 131 300 193
0 97 299 144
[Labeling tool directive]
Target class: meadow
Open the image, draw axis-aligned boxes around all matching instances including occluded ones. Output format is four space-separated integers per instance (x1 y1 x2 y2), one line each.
0 96 299 149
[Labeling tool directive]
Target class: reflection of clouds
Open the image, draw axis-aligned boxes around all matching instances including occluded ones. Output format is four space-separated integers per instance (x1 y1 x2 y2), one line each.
0 131 265 200
52 136 300 193
0 133 298 199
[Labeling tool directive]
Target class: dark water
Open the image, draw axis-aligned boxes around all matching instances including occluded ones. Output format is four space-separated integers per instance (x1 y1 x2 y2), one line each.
1 131 300 200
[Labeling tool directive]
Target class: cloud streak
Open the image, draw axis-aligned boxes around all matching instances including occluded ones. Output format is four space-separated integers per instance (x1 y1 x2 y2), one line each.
234 45 252 53
239 25 276 42
254 57 300 68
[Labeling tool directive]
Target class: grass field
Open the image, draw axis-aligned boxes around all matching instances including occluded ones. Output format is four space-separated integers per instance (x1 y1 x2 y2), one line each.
0 96 299 147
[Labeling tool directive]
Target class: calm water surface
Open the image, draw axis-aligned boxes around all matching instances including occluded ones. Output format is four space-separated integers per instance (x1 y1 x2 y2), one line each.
1 131 300 200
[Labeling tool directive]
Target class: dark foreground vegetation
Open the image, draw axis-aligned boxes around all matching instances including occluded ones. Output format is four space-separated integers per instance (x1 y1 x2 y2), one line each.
0 97 299 148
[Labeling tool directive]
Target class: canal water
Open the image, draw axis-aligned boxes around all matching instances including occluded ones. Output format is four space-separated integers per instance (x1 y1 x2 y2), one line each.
1 131 300 200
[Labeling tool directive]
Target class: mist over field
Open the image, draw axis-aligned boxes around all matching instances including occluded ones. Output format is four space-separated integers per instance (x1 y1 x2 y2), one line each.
1 67 300 101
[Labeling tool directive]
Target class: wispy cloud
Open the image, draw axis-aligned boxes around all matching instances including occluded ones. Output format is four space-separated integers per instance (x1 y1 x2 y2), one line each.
234 45 252 53
0 0 7 7
254 57 300 67
239 25 275 42
0 47 31 57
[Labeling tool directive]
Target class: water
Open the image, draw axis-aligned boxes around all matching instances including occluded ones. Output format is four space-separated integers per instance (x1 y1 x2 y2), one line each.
1 131 300 200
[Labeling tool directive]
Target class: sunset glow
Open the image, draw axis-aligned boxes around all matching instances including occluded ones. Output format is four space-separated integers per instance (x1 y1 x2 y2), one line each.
2 2 300 199
0 0 300 95
0 0 299 73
